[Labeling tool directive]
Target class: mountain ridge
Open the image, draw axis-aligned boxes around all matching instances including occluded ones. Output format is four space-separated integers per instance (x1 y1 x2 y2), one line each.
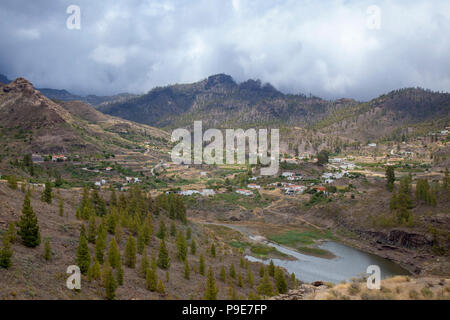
98 74 450 143
0 77 169 156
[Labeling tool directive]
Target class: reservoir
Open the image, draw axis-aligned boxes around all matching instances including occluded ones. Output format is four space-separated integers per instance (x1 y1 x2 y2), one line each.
246 240 410 284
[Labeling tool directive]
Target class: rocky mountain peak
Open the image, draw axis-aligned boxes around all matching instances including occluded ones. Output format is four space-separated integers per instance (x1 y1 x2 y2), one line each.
2 77 36 95
205 73 237 89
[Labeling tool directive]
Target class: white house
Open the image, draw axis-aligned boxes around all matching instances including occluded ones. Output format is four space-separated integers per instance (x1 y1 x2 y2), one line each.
368 143 377 147
32 154 44 163
201 189 216 196
330 158 343 163
247 184 261 189
281 172 294 178
236 189 253 196
179 190 200 196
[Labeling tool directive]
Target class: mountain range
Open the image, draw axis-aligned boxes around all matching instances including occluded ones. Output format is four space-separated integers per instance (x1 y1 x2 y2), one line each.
1 73 449 147
98 74 450 143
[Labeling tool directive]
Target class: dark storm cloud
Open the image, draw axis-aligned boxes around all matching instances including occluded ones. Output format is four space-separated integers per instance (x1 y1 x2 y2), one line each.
0 0 449 100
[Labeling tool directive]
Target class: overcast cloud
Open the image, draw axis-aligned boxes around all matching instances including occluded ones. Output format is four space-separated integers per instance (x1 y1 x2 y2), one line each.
0 0 449 100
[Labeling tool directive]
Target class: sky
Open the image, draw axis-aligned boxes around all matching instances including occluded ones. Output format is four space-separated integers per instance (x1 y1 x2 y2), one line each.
0 0 449 100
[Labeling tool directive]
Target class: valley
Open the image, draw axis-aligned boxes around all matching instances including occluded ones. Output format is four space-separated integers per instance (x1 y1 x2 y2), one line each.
0 75 448 300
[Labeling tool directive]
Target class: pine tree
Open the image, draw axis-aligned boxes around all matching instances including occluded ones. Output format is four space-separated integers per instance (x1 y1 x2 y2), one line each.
89 259 102 281
18 192 41 247
80 224 86 238
6 222 17 244
115 223 123 244
143 216 153 245
227 285 238 300
248 291 261 300
237 270 244 287
268 260 275 277
58 197 64 217
219 265 227 282
106 211 117 235
124 235 137 268
190 239 197 255
385 166 395 191
42 180 53 204
103 261 117 300
157 280 165 294
156 219 166 239
116 261 124 286
176 230 188 261
0 235 13 269
290 273 298 289
170 221 176 237
259 265 265 278
91 189 107 216
210 243 216 258
257 270 273 297
76 234 91 274
204 267 218 300
229 263 236 279
146 267 157 291
443 168 449 194
186 227 191 240
184 259 190 280
157 238 170 270
199 254 205 275
87 216 97 243
107 238 121 268
274 267 288 294
95 234 106 264
246 269 254 287
7 175 18 190
137 227 146 255
390 189 398 211
43 238 51 261
110 188 117 207
139 249 149 278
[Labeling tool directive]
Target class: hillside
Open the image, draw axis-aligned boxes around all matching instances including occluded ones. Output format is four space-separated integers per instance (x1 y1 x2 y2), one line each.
98 74 352 129
0 77 169 157
0 182 292 300
98 75 449 143
312 88 450 142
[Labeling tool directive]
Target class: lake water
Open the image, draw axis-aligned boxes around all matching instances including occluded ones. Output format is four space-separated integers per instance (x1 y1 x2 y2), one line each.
246 240 410 284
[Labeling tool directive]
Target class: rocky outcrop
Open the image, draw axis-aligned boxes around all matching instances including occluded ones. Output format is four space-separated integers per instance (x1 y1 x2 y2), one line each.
355 228 433 250
3 77 36 96
270 283 328 300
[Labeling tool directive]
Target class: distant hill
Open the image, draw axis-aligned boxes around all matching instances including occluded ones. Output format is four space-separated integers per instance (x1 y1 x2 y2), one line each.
38 87 138 106
0 73 137 106
99 74 449 140
98 73 354 129
0 73 11 84
311 87 450 142
0 77 169 157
